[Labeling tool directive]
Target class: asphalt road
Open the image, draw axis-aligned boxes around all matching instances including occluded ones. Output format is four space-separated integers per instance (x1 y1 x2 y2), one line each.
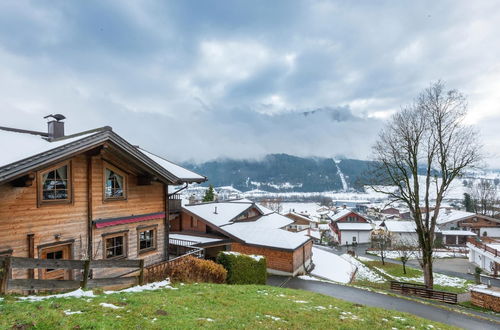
268 276 500 330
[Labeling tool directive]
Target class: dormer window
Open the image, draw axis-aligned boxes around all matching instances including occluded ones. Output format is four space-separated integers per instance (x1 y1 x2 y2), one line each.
104 165 127 200
38 161 71 203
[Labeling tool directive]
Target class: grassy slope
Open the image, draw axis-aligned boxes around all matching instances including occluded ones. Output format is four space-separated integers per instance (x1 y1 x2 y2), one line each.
355 260 473 293
0 284 456 329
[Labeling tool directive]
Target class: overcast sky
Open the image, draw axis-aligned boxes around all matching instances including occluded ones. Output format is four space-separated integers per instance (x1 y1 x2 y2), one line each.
1 1 499 166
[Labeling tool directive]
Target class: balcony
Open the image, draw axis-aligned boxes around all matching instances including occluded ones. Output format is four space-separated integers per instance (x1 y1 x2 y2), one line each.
168 193 182 213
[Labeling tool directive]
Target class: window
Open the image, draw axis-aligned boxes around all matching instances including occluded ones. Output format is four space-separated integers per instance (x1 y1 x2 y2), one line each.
104 165 126 200
39 162 71 202
138 227 157 253
104 233 127 259
347 216 356 222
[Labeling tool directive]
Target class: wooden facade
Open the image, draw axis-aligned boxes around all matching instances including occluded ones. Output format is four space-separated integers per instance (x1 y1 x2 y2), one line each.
0 149 169 280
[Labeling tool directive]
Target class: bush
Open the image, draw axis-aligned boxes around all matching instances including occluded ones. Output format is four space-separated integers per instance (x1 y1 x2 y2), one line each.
216 251 267 285
168 256 227 284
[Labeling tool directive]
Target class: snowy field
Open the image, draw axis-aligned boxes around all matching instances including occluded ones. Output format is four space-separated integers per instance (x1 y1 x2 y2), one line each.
308 247 355 283
367 250 468 260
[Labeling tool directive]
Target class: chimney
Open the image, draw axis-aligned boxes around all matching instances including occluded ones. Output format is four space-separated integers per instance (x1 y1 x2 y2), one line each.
44 114 66 140
214 206 218 214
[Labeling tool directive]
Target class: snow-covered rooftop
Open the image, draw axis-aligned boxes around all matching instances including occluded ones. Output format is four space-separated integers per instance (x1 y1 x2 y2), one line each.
440 230 477 236
435 209 478 225
169 233 225 245
383 220 417 233
0 129 99 168
336 222 373 231
183 200 253 227
329 209 354 222
183 200 311 250
138 148 205 182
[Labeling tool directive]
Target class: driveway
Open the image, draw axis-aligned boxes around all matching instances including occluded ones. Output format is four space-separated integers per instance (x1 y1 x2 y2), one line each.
268 276 500 330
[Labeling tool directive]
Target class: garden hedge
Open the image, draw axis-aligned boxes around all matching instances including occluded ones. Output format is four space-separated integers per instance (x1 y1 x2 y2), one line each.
217 251 267 284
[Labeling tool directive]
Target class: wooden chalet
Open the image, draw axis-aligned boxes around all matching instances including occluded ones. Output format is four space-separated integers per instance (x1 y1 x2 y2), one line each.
0 117 205 282
171 199 313 276
329 208 373 245
436 208 500 237
283 211 318 232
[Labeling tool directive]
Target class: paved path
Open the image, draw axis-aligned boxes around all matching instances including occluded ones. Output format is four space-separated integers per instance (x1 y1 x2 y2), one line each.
268 276 500 330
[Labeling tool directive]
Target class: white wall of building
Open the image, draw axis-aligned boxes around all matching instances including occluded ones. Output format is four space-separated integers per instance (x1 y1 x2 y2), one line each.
341 230 371 245
480 227 500 238
468 244 500 274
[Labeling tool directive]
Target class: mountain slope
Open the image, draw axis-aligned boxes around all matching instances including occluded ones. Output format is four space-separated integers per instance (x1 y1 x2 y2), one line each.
183 154 374 192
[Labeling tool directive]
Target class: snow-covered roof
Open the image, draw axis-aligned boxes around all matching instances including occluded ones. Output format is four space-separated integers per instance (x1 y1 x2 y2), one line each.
435 209 478 225
284 211 319 223
183 200 310 250
183 200 254 227
383 221 417 233
138 148 205 182
0 128 99 168
299 229 321 240
0 126 206 185
169 234 225 245
440 230 477 236
336 222 373 231
222 213 309 250
329 209 353 221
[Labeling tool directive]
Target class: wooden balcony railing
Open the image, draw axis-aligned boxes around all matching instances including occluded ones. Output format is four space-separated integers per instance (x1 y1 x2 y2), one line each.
467 237 499 257
168 193 182 213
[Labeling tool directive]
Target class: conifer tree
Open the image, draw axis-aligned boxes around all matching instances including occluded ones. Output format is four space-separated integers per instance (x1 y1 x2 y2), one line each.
203 185 215 202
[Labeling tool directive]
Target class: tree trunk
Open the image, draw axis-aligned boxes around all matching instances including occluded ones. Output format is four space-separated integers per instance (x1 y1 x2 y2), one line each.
402 262 406 274
422 250 434 288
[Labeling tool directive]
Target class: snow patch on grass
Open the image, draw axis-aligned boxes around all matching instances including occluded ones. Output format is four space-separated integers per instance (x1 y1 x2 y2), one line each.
99 302 123 309
19 289 96 302
104 279 176 294
341 254 385 283
64 310 83 315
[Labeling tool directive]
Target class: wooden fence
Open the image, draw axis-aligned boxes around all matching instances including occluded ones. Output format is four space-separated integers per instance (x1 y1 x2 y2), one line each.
390 281 457 304
0 256 144 294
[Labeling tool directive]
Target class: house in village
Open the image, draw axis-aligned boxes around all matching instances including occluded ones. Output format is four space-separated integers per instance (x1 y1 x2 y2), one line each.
435 208 500 237
283 211 319 232
329 208 373 245
0 117 206 281
377 220 419 247
170 199 313 276
468 238 500 275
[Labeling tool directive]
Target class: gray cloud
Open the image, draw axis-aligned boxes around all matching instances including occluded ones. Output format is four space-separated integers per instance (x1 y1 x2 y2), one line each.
0 1 499 166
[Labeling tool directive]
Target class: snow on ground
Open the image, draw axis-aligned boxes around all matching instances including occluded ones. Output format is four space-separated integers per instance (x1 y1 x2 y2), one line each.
103 279 176 294
18 279 176 302
367 250 468 260
341 254 385 283
374 267 469 288
99 302 123 309
310 247 355 283
64 310 83 315
18 289 96 302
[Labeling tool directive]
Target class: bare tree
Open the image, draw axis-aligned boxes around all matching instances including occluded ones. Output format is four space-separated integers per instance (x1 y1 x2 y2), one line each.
371 81 482 288
372 229 392 265
261 198 283 213
394 242 416 275
470 179 498 217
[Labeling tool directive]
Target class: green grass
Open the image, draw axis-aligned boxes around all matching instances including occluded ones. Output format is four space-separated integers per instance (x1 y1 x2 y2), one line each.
0 284 457 329
358 261 474 294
